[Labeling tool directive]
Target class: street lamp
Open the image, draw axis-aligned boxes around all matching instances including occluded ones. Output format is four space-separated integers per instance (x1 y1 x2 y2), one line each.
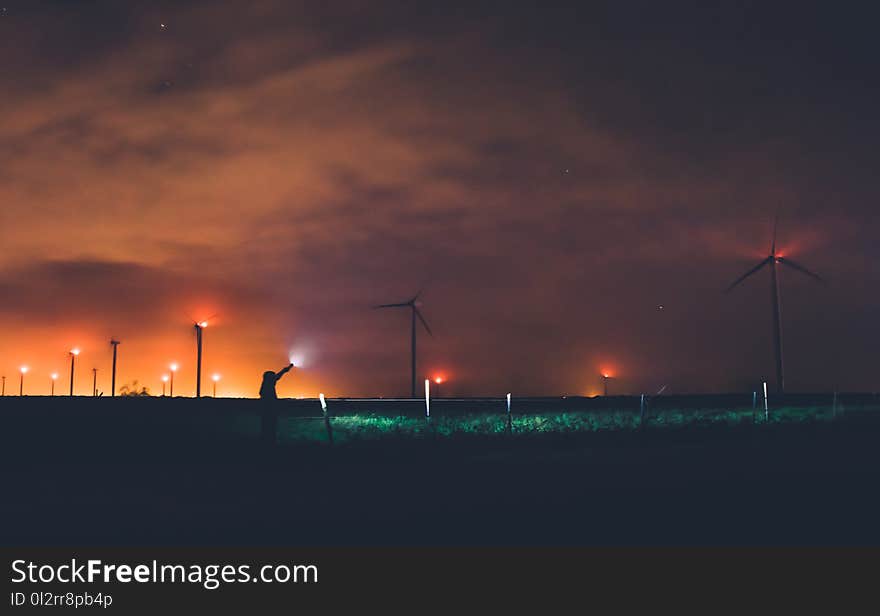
433 375 445 397
51 373 58 396
169 363 178 397
212 373 221 397
195 321 208 397
69 348 80 396
161 374 169 397
19 366 28 396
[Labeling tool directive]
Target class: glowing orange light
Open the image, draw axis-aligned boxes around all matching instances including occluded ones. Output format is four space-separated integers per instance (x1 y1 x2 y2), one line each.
434 376 444 384
51 373 58 380
20 366 28 374
70 348 80 356
169 363 178 372
212 374 221 382
161 375 169 383
199 321 208 328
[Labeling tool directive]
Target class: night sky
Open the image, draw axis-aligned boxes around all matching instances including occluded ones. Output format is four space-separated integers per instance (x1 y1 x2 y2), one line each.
1 1 878 397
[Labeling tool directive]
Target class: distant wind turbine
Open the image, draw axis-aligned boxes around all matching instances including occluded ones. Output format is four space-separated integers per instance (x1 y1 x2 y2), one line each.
110 339 120 397
726 214 825 393
374 291 433 398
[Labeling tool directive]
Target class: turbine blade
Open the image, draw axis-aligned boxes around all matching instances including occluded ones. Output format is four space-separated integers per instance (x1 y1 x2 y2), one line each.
777 257 825 283
373 302 410 309
725 257 772 292
414 308 433 337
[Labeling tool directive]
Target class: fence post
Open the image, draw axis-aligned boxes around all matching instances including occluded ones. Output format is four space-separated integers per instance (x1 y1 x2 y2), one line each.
319 393 333 446
425 377 431 421
424 379 435 440
752 390 758 424
763 381 769 423
639 394 646 428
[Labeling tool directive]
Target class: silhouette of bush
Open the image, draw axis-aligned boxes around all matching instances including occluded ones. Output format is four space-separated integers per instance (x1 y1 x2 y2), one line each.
119 381 151 397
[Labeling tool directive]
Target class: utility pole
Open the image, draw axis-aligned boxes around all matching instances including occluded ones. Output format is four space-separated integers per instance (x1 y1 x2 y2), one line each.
92 368 98 397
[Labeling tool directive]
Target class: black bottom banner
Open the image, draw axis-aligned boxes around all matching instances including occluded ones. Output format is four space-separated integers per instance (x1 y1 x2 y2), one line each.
2 547 877 613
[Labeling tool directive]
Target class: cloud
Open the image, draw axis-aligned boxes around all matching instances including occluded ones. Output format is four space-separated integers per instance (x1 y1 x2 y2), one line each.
0 0 878 395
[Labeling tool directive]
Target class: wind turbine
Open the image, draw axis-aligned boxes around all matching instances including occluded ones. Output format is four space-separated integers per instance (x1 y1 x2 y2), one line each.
726 214 824 393
374 292 433 397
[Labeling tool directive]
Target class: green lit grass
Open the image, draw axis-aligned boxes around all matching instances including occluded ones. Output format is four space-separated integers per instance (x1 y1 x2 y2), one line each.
274 404 846 444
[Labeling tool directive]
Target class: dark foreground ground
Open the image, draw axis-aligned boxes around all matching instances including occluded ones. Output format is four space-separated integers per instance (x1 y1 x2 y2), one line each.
3 396 880 545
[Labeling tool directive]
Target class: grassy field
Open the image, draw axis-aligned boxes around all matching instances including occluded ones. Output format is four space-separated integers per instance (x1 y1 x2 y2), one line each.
4 395 880 545
0 393 871 448
278 403 846 444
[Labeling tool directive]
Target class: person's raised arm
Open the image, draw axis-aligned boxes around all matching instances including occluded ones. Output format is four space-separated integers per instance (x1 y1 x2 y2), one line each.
275 363 294 381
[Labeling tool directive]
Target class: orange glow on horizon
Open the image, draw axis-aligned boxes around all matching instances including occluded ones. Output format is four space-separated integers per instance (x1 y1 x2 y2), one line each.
0 329 339 399
2 317 420 399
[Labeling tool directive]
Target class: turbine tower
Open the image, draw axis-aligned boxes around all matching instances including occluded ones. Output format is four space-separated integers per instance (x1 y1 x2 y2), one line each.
374 291 433 397
726 214 824 393
188 313 214 398
110 339 120 397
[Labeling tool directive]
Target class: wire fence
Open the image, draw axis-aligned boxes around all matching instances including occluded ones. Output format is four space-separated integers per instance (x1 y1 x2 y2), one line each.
3 393 880 449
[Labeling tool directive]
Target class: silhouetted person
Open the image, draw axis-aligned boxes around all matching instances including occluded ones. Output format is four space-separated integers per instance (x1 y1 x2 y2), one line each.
259 363 293 446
